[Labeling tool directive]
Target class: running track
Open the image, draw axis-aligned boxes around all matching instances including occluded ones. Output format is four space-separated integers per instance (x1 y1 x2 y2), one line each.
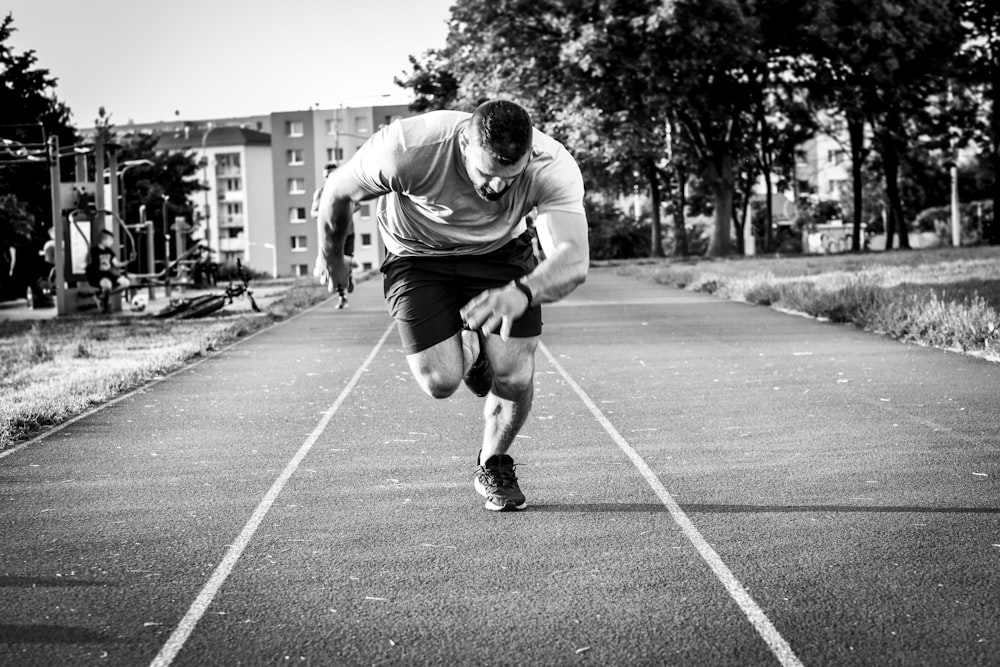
1 267 998 666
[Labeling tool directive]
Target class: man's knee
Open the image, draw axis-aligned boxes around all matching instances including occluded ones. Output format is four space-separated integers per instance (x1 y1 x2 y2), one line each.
491 362 534 401
415 367 462 399
409 356 463 399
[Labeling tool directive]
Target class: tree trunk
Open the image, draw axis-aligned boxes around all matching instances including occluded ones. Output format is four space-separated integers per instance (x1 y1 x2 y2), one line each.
673 165 689 256
848 113 865 252
645 158 664 257
707 152 734 257
763 166 774 253
878 123 910 251
989 69 1000 245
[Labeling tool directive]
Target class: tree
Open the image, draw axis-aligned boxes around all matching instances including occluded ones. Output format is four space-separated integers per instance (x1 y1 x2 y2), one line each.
397 0 677 257
652 0 773 257
0 13 76 242
810 0 964 251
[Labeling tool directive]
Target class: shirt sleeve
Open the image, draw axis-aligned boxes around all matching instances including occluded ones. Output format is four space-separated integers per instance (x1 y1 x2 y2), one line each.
534 147 586 217
348 121 406 198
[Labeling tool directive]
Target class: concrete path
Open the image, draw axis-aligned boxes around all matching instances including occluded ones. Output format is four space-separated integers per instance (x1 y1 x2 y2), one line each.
1 267 997 666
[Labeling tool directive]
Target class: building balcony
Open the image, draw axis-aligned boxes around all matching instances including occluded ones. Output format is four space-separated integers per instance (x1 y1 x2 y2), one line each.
217 190 243 203
219 237 246 253
215 166 242 179
219 215 245 229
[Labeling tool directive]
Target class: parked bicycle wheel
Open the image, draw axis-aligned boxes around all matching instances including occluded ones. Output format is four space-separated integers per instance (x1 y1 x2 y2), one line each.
177 295 228 319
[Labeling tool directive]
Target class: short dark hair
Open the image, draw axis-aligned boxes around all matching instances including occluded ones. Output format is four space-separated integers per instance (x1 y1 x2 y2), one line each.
469 100 533 166
100 229 114 238
324 161 338 172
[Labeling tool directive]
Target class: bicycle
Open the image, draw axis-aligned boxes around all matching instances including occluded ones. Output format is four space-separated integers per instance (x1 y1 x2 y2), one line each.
155 260 260 319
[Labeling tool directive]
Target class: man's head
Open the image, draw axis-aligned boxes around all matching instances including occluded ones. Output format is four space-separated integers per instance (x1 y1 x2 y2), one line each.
462 100 533 202
98 229 114 248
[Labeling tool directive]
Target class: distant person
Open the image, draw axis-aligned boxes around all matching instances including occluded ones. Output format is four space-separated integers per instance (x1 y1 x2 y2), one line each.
41 226 56 283
192 241 217 287
312 160 354 309
86 229 130 312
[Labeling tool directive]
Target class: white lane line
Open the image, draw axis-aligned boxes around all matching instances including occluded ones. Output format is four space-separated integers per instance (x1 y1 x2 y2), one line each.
538 342 804 667
149 321 395 667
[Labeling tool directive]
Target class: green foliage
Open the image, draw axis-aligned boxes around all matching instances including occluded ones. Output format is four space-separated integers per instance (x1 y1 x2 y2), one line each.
586 198 650 260
0 13 77 237
913 200 993 244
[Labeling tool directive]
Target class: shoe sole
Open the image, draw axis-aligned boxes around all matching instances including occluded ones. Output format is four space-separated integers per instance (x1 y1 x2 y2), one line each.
474 477 527 512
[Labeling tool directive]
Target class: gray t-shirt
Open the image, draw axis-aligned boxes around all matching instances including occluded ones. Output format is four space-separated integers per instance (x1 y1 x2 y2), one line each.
350 110 585 257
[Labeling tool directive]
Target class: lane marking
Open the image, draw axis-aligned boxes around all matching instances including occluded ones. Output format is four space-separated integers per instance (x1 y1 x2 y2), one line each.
0 293 337 461
538 342 804 667
149 321 394 667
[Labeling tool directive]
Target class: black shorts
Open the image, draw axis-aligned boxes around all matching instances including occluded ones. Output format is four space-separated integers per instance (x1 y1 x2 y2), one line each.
87 271 125 289
382 232 542 354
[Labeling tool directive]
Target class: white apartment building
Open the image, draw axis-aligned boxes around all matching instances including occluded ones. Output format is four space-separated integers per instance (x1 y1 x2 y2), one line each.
159 127 276 274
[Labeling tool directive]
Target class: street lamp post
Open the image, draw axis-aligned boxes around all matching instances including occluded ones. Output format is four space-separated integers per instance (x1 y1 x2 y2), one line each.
200 124 219 241
249 241 278 278
263 242 277 278
161 194 172 297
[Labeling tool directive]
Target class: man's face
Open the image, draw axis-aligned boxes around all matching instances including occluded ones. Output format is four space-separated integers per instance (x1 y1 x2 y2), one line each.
463 137 530 202
99 235 113 248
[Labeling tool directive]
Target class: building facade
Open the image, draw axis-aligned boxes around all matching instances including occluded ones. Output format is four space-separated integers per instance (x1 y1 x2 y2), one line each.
271 103 411 277
158 127 276 273
124 102 414 277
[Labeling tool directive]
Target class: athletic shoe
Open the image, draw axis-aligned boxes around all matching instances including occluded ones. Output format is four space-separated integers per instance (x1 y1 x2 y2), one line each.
474 453 527 511
463 334 493 397
337 295 348 309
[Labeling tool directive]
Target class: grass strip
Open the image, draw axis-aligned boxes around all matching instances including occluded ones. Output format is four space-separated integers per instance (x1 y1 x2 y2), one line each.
0 282 332 452
615 246 1000 363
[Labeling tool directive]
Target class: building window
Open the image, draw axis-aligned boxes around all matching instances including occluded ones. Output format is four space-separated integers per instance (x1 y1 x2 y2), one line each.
289 207 307 223
361 233 372 247
291 235 308 251
326 147 344 162
288 178 305 194
225 178 242 191
287 149 304 165
226 202 243 215
354 116 368 134
216 153 241 169
292 264 310 276
226 228 242 239
286 120 304 137
359 203 371 218
325 118 343 135
362 262 372 270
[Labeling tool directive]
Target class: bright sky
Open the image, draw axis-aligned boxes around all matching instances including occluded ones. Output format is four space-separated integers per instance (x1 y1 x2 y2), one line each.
4 0 454 126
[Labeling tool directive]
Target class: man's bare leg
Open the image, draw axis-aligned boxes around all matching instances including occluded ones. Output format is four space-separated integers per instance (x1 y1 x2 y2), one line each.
480 334 538 463
405 332 471 399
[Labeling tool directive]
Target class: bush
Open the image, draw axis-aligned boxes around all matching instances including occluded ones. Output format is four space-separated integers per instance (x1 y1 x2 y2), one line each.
913 200 992 245
215 262 272 282
586 199 652 259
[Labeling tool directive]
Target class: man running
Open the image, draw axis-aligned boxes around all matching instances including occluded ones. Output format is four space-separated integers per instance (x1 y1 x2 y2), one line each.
314 100 588 511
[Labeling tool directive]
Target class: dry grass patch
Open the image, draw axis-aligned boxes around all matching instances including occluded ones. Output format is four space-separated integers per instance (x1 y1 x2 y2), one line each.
614 246 1000 362
0 281 332 452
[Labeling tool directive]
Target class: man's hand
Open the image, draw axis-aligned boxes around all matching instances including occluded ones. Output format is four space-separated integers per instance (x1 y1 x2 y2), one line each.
460 283 530 341
314 250 353 294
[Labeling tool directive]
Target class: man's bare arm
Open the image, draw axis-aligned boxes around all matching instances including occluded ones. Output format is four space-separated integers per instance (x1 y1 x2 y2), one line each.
314 165 380 292
523 209 589 304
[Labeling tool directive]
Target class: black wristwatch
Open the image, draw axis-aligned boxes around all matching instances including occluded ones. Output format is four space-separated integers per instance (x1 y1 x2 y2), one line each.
513 277 533 306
